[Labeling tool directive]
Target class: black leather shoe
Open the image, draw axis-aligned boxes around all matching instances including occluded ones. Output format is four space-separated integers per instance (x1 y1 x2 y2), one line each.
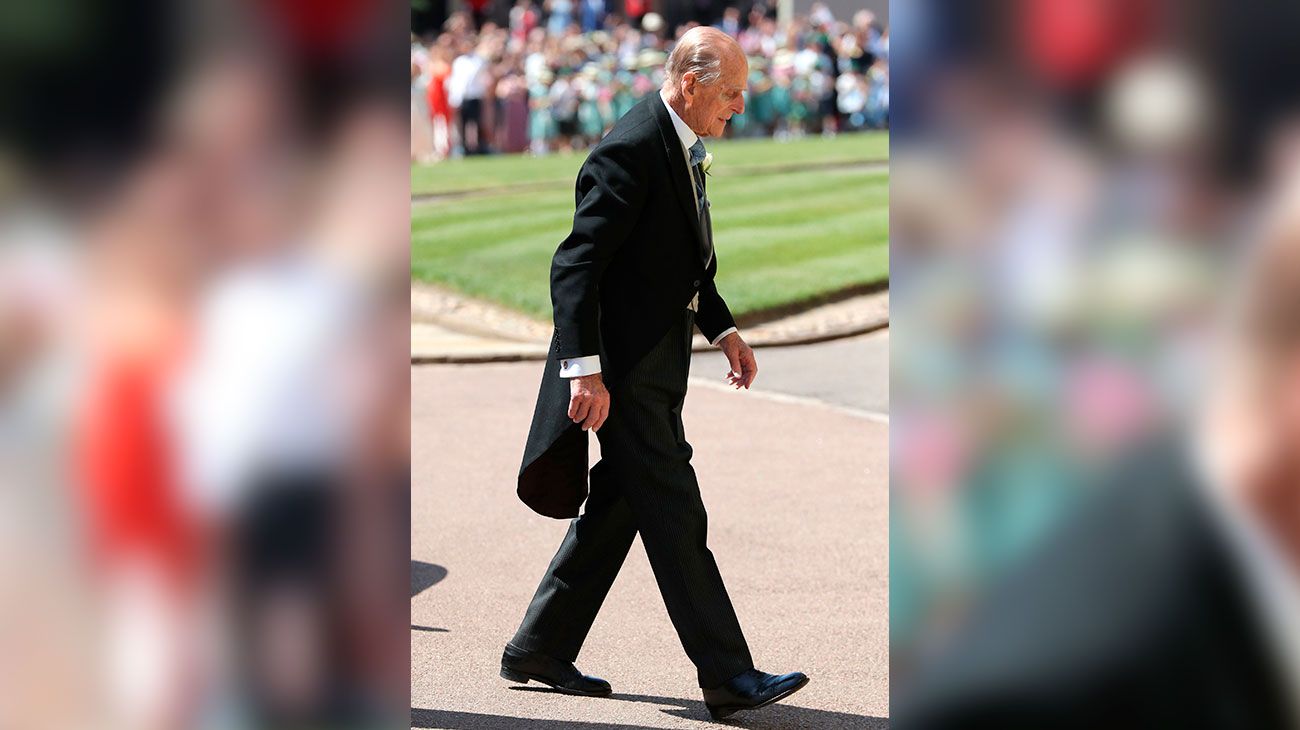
499 643 612 697
702 668 810 720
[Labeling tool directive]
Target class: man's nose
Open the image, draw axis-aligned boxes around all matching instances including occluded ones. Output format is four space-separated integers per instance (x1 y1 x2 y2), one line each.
733 93 746 115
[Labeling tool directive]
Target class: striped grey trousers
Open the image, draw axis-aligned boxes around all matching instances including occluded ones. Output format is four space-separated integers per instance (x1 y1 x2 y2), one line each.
510 308 754 688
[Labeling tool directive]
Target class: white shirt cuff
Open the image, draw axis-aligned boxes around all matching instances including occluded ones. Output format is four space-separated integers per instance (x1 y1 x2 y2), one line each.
710 327 738 347
559 355 602 378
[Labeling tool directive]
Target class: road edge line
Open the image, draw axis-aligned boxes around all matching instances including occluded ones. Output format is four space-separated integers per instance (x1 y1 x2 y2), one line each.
686 377 889 424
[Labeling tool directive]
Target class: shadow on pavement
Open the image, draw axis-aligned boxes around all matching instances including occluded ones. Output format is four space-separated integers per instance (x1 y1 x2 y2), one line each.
411 624 450 633
412 709 664 729
412 560 449 597
483 687 887 727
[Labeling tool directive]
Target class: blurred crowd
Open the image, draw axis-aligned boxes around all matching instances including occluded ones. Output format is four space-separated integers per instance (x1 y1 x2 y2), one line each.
0 1 410 727
411 2 888 160
891 0 1300 724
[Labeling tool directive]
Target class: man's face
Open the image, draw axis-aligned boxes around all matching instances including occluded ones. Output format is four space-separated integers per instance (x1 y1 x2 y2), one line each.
683 51 748 138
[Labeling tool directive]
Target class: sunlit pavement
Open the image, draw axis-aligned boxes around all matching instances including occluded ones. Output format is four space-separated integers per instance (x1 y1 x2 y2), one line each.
411 331 889 729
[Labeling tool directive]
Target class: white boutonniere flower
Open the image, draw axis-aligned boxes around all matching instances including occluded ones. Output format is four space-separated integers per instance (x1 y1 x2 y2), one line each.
701 152 713 175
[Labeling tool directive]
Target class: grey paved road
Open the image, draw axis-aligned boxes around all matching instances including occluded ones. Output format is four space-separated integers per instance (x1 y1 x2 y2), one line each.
411 331 888 729
695 330 888 416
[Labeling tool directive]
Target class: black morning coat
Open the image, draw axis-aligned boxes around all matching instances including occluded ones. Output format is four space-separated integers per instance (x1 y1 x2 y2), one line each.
516 92 736 519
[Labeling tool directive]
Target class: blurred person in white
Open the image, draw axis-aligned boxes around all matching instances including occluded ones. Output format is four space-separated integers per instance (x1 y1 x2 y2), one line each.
448 38 493 155
167 51 408 728
893 121 1300 730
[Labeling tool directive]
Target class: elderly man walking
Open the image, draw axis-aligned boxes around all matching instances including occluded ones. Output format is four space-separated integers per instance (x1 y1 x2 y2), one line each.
501 26 809 721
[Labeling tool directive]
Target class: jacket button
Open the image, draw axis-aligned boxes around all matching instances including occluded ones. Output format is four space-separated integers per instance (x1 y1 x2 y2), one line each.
692 279 701 287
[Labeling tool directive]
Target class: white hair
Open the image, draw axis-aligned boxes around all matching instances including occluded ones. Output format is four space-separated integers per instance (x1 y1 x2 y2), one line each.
665 29 732 87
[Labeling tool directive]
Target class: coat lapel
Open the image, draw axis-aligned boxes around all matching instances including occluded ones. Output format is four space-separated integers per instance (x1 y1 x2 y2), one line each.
652 94 709 256
703 199 713 265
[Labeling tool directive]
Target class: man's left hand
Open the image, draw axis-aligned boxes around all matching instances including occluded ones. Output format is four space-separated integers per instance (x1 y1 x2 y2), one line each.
718 332 758 389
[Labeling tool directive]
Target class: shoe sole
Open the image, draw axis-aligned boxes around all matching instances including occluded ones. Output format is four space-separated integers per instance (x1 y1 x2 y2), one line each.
500 666 613 697
707 675 811 720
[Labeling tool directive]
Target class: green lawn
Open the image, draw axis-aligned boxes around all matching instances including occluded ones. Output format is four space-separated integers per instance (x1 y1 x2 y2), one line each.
412 131 888 196
412 134 888 321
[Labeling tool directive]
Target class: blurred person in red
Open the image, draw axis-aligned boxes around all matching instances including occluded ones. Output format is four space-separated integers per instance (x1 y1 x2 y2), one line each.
426 37 457 160
623 0 645 26
467 0 493 31
74 132 211 730
509 0 541 44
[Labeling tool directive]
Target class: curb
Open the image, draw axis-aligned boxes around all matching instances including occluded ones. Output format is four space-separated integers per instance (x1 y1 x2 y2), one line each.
411 314 888 365
745 313 889 349
732 280 888 329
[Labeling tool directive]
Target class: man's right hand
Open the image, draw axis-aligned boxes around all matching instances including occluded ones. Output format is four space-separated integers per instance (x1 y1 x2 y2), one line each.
568 372 610 432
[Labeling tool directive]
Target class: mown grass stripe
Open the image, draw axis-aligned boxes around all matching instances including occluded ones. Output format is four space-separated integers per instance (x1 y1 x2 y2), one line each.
411 137 888 320
416 167 885 239
412 132 888 195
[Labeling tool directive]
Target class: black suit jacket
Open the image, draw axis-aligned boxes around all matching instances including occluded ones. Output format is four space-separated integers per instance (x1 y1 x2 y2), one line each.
893 437 1292 729
517 93 737 519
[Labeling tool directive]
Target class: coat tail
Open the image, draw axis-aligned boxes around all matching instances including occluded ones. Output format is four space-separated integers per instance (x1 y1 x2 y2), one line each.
517 356 589 519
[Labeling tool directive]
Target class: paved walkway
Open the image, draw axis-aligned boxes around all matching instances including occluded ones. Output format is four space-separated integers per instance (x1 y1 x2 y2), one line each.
694 330 889 418
411 284 888 363
410 331 889 729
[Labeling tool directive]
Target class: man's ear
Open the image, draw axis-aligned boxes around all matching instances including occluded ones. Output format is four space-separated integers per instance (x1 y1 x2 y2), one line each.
682 72 696 102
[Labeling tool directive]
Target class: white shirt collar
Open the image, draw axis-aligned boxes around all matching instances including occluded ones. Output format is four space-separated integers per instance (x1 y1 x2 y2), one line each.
659 88 698 159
